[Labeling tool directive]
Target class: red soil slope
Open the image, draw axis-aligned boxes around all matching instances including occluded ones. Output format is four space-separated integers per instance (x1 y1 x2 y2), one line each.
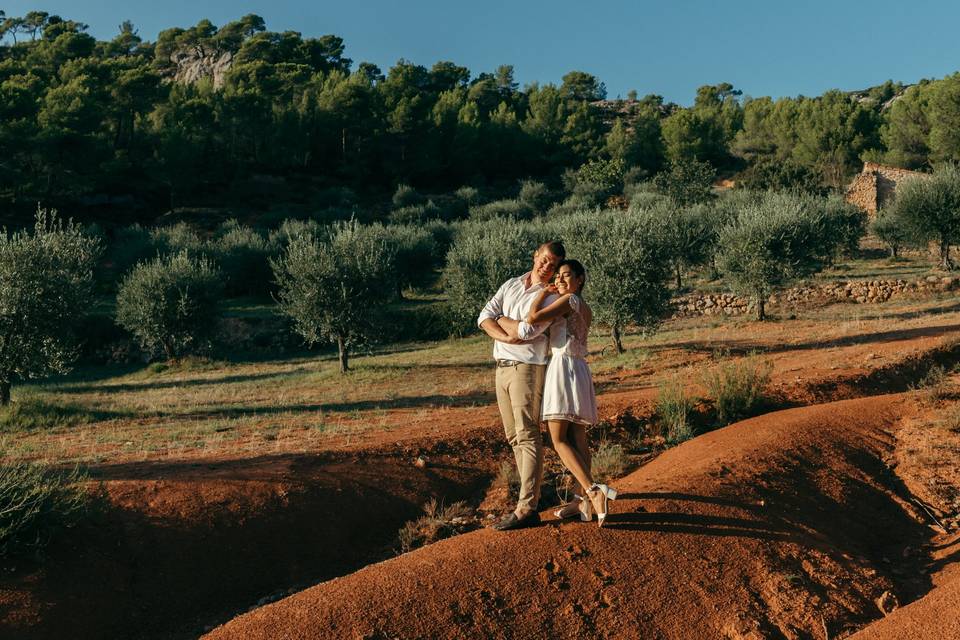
206 394 939 640
848 571 960 640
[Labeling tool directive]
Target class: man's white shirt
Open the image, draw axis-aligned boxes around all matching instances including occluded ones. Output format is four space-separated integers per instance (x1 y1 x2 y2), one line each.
477 272 560 365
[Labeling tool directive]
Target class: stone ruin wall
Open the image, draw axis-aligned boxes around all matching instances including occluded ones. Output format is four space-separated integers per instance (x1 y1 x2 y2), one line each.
673 275 960 318
844 162 927 216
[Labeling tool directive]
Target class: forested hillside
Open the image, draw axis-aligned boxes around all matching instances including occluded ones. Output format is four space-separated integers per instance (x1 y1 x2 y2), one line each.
0 11 958 225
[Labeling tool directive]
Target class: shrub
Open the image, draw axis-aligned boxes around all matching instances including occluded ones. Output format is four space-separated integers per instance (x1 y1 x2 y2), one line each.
625 187 668 211
392 183 422 209
269 218 324 248
272 220 397 372
441 218 536 335
454 185 480 206
701 355 772 427
563 158 625 208
468 198 534 222
396 498 474 553
518 180 554 214
652 158 715 206
211 221 276 297
911 364 952 404
591 441 627 483
150 222 204 255
116 251 224 361
0 209 101 406
0 463 91 558
388 200 442 225
657 377 696 444
737 158 826 195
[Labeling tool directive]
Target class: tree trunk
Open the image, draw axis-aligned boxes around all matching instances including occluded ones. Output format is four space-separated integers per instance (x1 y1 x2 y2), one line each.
939 238 954 270
0 380 10 407
756 296 766 321
890 245 899 259
337 336 349 373
675 263 682 290
612 325 624 354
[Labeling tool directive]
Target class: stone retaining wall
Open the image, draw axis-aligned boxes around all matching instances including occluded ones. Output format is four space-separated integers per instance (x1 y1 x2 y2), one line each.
673 275 959 318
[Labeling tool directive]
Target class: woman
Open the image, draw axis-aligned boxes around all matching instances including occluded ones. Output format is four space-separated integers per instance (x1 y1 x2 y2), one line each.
498 259 616 526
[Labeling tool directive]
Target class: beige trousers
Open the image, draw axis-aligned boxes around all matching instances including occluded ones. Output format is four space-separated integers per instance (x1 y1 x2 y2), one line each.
495 363 547 516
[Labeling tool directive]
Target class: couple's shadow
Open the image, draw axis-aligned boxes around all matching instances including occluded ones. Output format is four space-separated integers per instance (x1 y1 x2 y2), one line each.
552 492 803 544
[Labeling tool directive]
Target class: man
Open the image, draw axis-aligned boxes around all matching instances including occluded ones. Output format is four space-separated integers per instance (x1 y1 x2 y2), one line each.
477 240 565 531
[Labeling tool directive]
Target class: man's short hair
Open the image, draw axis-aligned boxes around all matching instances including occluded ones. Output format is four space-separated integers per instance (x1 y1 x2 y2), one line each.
539 240 566 259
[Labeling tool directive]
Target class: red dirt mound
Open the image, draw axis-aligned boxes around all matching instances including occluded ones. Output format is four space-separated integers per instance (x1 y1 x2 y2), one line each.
205 394 940 640
0 453 490 639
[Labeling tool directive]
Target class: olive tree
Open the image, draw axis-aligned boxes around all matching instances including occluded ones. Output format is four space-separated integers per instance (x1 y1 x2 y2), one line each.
0 210 101 406
271 220 396 372
887 165 960 269
442 219 536 335
872 207 920 259
715 191 849 320
639 201 716 289
564 211 672 353
116 251 223 360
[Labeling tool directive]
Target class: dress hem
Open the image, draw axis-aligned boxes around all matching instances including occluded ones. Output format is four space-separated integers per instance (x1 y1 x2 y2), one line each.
542 413 593 425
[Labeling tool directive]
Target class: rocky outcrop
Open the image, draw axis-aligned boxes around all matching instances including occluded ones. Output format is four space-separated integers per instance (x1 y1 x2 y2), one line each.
170 49 234 89
845 162 927 216
673 275 960 318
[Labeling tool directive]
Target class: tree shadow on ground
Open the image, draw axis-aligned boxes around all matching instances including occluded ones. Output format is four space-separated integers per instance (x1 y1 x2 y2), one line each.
655 322 960 357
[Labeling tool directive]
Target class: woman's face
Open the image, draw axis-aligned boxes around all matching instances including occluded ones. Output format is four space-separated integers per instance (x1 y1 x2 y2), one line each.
554 265 583 295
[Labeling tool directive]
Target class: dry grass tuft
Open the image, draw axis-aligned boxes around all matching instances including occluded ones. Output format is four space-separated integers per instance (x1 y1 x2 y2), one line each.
396 498 475 553
702 354 772 427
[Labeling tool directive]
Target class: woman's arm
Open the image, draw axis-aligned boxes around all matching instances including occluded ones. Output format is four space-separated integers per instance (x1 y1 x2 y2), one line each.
527 293 573 324
497 316 521 339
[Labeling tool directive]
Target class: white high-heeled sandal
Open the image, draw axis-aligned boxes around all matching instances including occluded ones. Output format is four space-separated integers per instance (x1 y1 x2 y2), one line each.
578 493 593 522
588 484 617 527
553 497 582 519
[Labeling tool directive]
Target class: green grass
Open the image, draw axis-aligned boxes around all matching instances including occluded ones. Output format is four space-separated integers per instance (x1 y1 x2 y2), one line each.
0 397 118 432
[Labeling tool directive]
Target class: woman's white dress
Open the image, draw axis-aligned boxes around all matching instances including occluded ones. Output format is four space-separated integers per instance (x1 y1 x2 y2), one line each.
541 294 598 425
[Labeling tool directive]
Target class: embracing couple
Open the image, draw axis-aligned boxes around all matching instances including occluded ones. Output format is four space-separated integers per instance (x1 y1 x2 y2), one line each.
478 240 617 532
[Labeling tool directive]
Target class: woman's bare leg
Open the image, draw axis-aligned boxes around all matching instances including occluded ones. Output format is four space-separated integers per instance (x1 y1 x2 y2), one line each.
547 420 594 493
570 425 592 493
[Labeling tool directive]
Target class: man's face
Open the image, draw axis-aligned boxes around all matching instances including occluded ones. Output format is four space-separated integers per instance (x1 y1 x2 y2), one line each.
532 249 562 283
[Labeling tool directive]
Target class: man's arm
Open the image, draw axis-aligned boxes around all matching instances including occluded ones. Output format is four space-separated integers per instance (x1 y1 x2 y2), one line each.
480 318 518 343
477 281 519 343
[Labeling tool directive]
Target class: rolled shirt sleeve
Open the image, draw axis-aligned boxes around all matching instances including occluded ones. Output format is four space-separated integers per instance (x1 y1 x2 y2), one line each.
477 281 508 328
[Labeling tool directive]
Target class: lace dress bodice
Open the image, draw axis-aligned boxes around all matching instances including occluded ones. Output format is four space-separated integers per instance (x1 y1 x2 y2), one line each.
549 294 589 359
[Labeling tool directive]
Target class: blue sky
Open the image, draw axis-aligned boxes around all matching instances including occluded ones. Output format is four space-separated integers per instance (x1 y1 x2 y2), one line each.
3 1 959 105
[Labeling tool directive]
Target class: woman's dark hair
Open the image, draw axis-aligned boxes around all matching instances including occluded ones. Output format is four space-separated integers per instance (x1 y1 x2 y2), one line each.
558 259 586 291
